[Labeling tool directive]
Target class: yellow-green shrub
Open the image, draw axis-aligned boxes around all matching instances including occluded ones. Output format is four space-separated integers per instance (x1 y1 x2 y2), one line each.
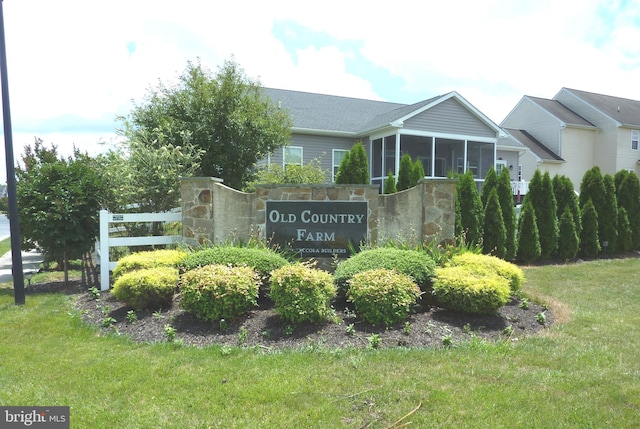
269 264 336 324
112 266 179 310
448 252 525 294
347 269 421 326
180 264 260 321
433 265 510 314
113 249 187 280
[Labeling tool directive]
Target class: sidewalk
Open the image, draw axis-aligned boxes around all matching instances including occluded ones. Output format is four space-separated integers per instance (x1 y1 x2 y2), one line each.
0 236 44 283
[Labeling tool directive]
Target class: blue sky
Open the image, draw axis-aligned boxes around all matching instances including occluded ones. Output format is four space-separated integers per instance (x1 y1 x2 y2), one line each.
1 0 640 183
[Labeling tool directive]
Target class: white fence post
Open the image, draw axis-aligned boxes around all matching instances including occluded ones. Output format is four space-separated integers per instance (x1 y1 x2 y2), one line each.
97 210 182 291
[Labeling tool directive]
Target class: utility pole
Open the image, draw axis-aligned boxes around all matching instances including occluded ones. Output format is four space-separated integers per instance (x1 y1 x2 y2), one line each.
0 0 25 305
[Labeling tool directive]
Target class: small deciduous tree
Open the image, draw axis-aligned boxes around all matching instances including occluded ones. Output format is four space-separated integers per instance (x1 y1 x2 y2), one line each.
245 157 329 192
16 140 103 283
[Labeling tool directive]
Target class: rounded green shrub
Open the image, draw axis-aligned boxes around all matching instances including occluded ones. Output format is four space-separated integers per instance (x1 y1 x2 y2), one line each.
347 269 421 326
113 249 187 280
433 265 510 314
181 246 289 286
333 248 436 295
269 264 336 324
112 266 179 310
180 264 260 321
448 252 525 294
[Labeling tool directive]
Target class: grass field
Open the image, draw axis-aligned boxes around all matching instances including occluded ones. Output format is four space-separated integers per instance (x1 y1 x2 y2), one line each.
1 257 639 428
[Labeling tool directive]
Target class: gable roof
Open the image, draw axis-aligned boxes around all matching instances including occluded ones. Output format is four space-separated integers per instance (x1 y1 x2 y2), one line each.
527 96 595 128
557 88 640 128
504 128 565 162
262 87 503 137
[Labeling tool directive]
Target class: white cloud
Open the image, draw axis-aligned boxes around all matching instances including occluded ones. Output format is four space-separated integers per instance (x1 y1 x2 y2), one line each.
1 0 639 184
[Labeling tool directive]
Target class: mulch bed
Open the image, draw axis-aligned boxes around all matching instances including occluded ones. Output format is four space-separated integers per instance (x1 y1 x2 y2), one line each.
67 286 552 350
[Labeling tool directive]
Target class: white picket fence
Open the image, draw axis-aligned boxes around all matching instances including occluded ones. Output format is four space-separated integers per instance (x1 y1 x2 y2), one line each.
96 210 182 290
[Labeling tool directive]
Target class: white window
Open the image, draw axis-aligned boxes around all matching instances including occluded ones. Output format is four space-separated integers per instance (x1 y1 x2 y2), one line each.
632 130 639 150
496 159 507 175
332 149 349 182
283 146 302 166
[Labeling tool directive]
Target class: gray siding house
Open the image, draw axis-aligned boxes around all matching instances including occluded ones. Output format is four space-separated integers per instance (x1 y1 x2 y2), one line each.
262 88 515 189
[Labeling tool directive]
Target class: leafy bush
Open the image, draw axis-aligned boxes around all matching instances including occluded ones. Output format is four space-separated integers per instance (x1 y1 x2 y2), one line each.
333 248 436 296
448 252 525 294
433 265 511 315
112 266 179 310
113 249 187 280
269 264 336 324
347 269 421 326
180 264 260 321
181 246 289 286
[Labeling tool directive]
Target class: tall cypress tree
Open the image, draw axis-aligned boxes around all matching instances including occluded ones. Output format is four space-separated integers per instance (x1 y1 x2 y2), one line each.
601 174 618 253
516 199 541 264
383 171 397 194
615 171 640 250
480 167 498 208
482 188 506 258
579 199 600 258
335 141 369 184
579 167 607 250
616 207 632 253
557 205 579 261
526 170 558 259
397 153 414 191
457 170 483 245
553 174 581 238
497 167 517 260
412 158 425 187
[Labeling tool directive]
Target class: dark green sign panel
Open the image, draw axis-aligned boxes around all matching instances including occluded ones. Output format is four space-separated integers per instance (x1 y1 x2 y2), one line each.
266 201 368 257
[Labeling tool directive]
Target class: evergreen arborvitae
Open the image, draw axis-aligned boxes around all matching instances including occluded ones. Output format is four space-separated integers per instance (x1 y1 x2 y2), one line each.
335 141 369 184
615 171 640 250
334 152 351 184
412 158 425 187
557 205 579 261
579 199 600 258
553 174 581 238
579 167 607 249
455 189 463 243
456 170 484 245
482 188 506 258
616 207 633 253
601 174 618 253
516 199 541 264
527 171 558 259
397 153 414 191
480 167 498 208
383 171 397 194
497 167 517 260
349 141 369 184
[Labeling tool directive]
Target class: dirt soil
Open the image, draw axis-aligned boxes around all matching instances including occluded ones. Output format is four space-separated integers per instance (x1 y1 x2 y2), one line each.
62 284 553 350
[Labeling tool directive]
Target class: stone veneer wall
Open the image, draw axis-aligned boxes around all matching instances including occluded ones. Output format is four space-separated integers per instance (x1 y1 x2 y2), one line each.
180 177 457 248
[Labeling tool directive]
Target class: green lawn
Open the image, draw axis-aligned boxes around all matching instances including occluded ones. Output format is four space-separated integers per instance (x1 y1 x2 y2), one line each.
1 258 639 428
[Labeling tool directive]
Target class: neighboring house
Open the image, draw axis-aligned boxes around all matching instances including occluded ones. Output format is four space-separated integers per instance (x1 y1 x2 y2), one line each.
263 88 518 189
501 88 640 188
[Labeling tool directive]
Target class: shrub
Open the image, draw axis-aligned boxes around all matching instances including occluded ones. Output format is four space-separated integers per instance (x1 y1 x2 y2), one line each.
579 199 600 258
113 249 187 280
383 171 397 194
335 141 369 184
112 266 179 310
180 264 260 321
516 199 541 264
482 188 506 258
448 252 524 294
269 264 336 324
333 248 436 295
433 265 511 314
181 246 289 286
557 205 579 261
457 170 483 245
347 269 421 326
397 153 414 191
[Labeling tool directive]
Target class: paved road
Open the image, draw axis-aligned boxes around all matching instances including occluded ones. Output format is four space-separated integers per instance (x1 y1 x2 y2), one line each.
0 215 43 283
0 214 9 238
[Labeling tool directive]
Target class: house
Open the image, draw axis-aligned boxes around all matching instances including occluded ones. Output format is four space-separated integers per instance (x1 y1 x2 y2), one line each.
262 88 522 189
501 88 640 188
